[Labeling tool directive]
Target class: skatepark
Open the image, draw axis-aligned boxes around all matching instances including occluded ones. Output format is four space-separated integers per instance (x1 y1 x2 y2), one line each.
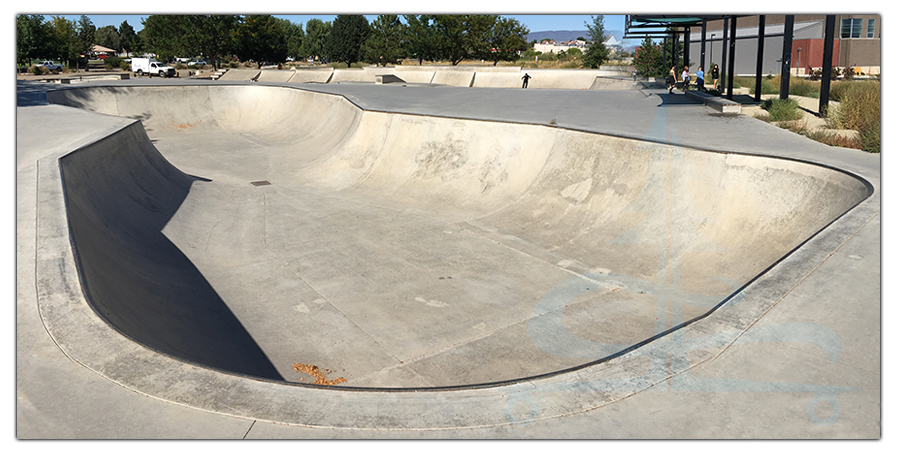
16 74 880 438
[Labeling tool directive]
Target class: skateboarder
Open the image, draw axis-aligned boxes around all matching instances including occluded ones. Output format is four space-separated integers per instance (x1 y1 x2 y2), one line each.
522 73 532 89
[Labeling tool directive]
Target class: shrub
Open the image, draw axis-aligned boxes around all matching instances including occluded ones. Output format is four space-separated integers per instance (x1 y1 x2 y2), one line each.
29 65 46 75
825 80 880 152
837 81 880 131
732 75 779 94
809 67 841 81
789 77 818 97
842 66 855 80
858 122 880 153
538 52 557 62
828 79 859 102
762 97 802 122
760 77 780 95
104 56 126 70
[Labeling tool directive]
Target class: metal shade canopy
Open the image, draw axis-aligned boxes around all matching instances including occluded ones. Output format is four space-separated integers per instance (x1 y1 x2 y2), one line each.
624 14 738 39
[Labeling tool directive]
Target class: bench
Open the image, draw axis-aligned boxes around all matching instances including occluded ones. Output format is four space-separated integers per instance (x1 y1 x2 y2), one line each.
685 89 741 113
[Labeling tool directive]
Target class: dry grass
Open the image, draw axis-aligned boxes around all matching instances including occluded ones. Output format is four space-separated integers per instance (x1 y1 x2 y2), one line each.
829 80 880 152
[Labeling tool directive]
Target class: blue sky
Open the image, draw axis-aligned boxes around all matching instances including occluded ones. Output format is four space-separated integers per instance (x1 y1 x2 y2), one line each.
52 14 627 36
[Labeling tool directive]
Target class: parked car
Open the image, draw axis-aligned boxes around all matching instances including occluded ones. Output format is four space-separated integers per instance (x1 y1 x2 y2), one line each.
188 60 207 66
38 60 63 72
131 57 176 77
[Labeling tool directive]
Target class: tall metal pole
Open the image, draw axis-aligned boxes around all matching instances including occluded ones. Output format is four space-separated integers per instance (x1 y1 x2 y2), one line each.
663 36 668 75
720 17 729 92
726 15 737 100
819 15 837 116
780 15 795 100
755 15 766 101
701 19 708 73
684 26 691 71
671 30 677 69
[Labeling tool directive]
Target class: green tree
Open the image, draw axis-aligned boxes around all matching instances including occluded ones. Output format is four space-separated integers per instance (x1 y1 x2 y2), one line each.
486 16 529 65
16 15 50 66
282 19 304 61
118 20 139 56
363 15 405 66
233 15 289 67
403 15 438 64
326 15 370 67
95 25 120 52
76 15 96 63
140 15 191 60
582 15 609 69
431 14 498 65
634 37 663 77
186 15 239 69
49 16 80 67
301 18 331 61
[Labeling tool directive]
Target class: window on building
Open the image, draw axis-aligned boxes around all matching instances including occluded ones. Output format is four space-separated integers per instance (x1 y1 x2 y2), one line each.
841 18 862 38
867 19 875 38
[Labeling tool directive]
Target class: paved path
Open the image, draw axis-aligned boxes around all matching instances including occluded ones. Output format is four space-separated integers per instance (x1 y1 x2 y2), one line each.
16 79 880 439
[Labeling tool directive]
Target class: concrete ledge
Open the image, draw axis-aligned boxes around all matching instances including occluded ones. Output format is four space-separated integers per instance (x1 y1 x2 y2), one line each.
685 90 741 113
375 74 406 84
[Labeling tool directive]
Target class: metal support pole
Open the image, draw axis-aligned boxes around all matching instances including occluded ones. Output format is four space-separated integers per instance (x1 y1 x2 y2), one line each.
701 19 707 73
727 16 737 100
819 15 836 116
720 17 729 92
663 36 668 75
684 27 691 71
671 31 677 69
755 15 766 101
780 15 795 99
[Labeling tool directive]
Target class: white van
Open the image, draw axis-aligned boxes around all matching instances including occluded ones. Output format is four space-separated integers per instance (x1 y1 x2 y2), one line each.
131 58 176 77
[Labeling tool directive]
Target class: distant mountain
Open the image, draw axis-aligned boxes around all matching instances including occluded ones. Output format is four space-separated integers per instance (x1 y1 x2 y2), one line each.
526 30 626 43
527 30 589 43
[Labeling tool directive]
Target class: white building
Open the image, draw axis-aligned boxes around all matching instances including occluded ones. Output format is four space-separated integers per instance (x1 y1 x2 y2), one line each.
532 35 621 54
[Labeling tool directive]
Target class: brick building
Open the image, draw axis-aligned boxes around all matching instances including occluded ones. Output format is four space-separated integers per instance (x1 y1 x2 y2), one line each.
688 15 880 76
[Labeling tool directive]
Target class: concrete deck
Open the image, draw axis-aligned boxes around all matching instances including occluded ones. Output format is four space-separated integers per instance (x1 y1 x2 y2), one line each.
16 78 881 439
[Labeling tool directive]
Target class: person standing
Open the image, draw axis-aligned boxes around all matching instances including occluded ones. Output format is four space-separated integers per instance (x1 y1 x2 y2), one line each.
696 66 705 92
521 73 532 89
711 64 720 90
666 66 677 94
681 66 690 92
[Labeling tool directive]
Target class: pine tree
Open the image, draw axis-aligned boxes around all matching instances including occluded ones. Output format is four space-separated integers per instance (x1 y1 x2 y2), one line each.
327 15 370 67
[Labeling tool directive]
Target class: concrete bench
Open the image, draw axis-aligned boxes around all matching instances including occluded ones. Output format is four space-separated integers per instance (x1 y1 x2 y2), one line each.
686 90 741 113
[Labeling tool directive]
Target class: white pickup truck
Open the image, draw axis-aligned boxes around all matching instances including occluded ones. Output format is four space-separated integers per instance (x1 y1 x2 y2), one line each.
38 60 63 72
131 57 176 77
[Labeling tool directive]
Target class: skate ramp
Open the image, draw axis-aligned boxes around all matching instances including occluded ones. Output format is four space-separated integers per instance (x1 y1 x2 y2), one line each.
218 69 260 81
432 69 476 87
47 84 870 388
589 76 644 90
472 71 521 88
58 121 284 380
288 68 335 83
257 69 293 82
